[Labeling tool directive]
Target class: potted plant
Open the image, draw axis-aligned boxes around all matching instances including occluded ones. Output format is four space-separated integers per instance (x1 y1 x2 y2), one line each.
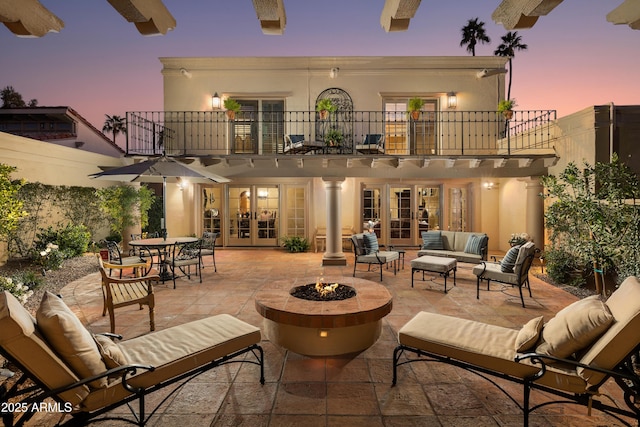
324 128 343 147
316 99 336 120
498 99 516 119
224 98 241 120
407 97 424 120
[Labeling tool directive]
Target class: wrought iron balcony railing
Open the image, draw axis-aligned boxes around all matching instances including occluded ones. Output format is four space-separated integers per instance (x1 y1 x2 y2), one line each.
125 110 556 157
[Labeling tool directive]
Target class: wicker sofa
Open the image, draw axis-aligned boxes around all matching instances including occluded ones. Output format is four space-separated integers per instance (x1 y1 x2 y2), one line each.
417 230 489 263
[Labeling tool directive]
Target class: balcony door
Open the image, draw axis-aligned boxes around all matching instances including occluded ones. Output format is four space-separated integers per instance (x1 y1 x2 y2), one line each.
384 99 437 155
228 185 279 246
232 100 284 154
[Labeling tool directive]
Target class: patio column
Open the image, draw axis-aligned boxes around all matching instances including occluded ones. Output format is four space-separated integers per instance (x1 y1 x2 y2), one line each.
322 177 347 266
522 177 544 250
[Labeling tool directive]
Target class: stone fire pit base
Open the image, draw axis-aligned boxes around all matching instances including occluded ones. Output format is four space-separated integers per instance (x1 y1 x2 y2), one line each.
263 319 382 357
255 277 392 357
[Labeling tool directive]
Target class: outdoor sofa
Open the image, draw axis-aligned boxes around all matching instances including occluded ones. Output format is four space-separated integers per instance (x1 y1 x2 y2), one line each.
393 275 640 426
0 291 264 426
418 230 489 263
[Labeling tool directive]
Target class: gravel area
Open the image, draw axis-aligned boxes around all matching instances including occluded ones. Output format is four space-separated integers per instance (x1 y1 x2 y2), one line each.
0 254 99 314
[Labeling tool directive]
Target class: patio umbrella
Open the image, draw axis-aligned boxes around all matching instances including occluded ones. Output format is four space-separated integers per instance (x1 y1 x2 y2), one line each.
90 156 229 234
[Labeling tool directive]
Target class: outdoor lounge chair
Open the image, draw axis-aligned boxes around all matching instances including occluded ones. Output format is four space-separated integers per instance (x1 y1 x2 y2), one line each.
0 290 264 427
351 233 399 281
472 241 536 307
283 134 324 154
393 275 640 426
97 254 157 334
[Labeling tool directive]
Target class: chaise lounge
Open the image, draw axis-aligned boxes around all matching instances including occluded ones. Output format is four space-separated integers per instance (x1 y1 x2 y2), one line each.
393 276 640 426
0 291 264 426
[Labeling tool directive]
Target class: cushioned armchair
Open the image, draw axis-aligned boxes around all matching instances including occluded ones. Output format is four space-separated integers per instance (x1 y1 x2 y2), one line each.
472 242 536 307
351 233 399 281
97 254 158 334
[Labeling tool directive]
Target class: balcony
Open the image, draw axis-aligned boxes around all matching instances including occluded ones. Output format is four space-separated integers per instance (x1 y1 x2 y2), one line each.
125 110 557 158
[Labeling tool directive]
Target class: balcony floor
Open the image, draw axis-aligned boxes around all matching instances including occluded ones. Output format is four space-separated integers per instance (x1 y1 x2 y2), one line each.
31 250 634 426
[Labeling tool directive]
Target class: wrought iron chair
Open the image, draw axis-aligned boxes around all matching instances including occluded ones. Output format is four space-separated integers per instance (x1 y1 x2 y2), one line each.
106 240 151 278
350 233 399 281
472 242 537 307
97 254 157 334
164 240 202 288
200 231 219 271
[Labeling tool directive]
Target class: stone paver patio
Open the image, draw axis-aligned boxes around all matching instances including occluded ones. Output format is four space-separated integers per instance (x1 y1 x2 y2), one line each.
25 249 635 426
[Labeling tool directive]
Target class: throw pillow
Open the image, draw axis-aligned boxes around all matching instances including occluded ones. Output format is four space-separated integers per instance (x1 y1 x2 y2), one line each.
514 316 544 353
535 295 614 361
363 232 379 254
94 334 129 369
421 231 443 250
36 292 108 389
500 245 521 273
464 234 487 255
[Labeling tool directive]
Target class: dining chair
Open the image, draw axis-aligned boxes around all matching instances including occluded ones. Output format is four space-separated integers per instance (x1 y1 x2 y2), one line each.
200 231 219 271
106 241 150 278
164 240 202 288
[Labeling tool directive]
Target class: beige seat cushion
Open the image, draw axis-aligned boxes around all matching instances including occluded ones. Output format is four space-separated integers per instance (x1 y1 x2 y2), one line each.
36 292 108 389
514 316 544 353
535 295 613 361
0 291 89 406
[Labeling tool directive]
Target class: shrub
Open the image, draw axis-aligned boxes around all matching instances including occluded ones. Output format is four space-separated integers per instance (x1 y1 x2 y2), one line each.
33 224 91 259
280 235 310 253
12 270 45 290
544 246 583 286
0 275 34 305
32 242 64 271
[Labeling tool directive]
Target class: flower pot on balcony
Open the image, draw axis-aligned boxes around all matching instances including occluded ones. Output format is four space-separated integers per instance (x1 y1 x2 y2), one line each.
318 110 329 120
503 110 514 120
226 110 236 120
410 110 420 120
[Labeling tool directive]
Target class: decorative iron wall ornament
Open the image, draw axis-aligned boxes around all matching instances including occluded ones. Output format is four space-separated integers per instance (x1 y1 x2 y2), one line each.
315 88 353 152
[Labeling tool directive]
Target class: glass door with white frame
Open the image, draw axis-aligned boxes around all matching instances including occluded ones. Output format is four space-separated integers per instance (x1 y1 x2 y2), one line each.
389 186 412 246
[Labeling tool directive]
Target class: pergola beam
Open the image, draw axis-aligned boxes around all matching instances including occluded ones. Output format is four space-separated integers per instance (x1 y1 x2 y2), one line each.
107 0 176 36
252 0 286 35
607 0 640 30
380 0 421 32
492 0 564 30
0 0 63 37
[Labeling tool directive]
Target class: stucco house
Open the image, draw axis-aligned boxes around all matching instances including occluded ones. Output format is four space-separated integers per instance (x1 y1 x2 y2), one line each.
122 55 558 265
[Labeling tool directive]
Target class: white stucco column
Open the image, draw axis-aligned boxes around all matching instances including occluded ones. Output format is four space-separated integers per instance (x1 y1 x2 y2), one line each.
322 177 347 266
523 178 544 250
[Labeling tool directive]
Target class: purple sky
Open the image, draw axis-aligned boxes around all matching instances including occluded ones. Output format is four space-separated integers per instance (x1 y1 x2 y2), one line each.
2 0 638 134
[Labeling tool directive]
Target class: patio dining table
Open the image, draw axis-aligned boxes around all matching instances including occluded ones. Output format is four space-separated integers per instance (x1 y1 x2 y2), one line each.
130 237 199 281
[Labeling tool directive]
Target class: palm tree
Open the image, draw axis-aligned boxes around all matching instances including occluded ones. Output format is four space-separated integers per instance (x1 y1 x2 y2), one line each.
494 31 528 101
459 18 491 56
102 114 127 144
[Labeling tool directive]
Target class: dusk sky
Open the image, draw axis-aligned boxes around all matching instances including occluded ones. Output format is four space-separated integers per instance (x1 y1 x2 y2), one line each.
2 0 638 132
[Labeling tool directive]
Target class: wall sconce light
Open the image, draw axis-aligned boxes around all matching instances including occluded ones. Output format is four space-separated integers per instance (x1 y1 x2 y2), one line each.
318 330 329 338
177 177 188 191
447 92 457 109
483 182 496 190
180 68 192 78
211 92 221 110
329 67 339 79
258 189 268 199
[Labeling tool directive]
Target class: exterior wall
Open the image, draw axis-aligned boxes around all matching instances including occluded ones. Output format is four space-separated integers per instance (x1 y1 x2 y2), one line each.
0 132 124 262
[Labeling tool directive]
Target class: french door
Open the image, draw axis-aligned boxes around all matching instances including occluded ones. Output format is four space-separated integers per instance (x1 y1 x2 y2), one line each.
227 185 279 246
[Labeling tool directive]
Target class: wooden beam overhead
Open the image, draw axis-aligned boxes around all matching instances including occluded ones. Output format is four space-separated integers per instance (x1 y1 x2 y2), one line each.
0 0 63 37
380 0 421 32
492 0 564 30
607 0 640 30
107 0 176 36
252 0 286 35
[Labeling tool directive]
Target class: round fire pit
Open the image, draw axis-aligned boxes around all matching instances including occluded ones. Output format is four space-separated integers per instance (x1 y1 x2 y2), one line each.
290 283 356 301
255 277 392 356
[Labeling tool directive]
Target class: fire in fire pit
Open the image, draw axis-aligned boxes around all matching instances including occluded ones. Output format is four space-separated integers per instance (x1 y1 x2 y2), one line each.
290 279 356 301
